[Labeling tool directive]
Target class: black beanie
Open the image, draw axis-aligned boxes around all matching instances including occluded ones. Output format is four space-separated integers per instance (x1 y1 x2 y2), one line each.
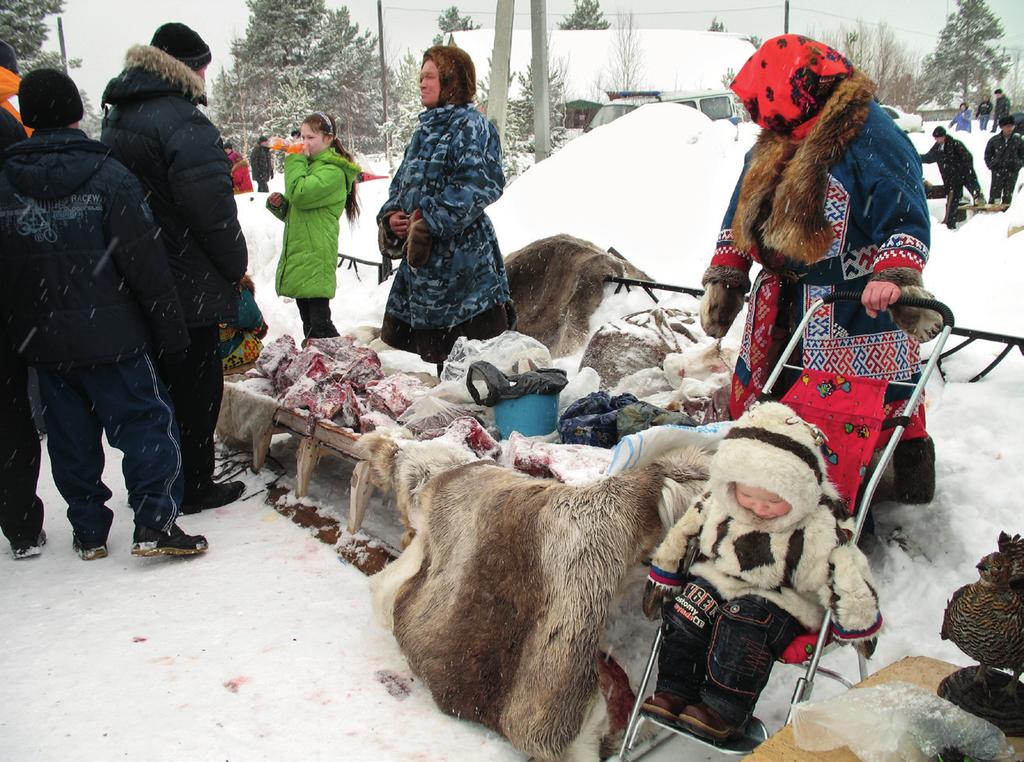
151 22 211 70
19 68 84 130
0 40 17 74
999 115 1016 128
932 126 946 138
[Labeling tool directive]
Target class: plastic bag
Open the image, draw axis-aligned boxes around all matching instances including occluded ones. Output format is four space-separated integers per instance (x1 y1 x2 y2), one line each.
791 681 1015 762
559 367 601 413
399 395 468 437
441 331 552 385
466 361 568 406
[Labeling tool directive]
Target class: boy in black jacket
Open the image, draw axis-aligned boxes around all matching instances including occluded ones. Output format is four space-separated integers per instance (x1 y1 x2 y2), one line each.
0 69 208 560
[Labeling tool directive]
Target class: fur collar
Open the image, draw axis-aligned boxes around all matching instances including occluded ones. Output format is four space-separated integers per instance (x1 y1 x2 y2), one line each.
733 71 876 265
124 44 206 102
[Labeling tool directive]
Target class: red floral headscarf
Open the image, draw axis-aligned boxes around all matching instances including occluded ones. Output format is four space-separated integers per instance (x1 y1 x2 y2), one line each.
731 35 853 140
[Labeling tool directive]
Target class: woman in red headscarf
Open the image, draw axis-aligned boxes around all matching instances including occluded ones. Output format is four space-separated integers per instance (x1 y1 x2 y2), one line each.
699 35 940 505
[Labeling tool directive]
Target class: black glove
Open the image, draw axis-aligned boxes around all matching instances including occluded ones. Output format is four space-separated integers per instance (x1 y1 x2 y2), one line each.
404 215 433 268
699 266 749 338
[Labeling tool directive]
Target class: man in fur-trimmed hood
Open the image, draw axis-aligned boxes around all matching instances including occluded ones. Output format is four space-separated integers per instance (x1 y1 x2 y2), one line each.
101 23 248 515
699 35 939 506
641 402 882 741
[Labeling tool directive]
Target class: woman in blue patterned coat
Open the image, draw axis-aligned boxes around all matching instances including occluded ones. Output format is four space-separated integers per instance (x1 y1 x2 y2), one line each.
699 35 943 504
377 45 514 370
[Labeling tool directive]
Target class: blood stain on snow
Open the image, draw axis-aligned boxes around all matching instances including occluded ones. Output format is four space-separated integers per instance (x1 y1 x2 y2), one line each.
132 636 147 643
223 676 251 693
374 669 413 700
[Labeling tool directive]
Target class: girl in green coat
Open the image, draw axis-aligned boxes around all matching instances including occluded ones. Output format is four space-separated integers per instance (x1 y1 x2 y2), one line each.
268 112 360 339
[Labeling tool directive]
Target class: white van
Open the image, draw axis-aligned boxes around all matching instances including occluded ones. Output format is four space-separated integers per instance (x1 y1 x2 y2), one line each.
586 89 743 132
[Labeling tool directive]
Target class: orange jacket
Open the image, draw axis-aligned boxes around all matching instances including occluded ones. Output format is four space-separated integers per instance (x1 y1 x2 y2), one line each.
0 67 32 136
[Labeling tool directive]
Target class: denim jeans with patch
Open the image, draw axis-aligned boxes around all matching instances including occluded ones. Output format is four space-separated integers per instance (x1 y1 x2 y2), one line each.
656 576 805 727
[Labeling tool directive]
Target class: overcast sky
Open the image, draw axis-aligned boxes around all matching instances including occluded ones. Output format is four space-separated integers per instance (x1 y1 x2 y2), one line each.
41 0 1024 107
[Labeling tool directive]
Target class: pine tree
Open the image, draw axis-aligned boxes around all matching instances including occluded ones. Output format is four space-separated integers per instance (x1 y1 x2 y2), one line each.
316 7 382 153
0 0 63 69
708 17 727 33
504 57 568 177
920 0 1008 104
558 0 610 31
432 6 479 46
381 51 423 167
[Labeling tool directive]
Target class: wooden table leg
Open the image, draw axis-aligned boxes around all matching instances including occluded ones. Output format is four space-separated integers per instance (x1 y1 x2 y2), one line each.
347 460 374 535
252 423 276 473
295 437 320 498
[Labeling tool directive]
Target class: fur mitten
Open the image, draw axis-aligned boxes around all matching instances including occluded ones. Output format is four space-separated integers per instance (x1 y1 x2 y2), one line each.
700 266 750 338
870 268 943 342
378 216 405 261
642 565 684 620
404 214 432 268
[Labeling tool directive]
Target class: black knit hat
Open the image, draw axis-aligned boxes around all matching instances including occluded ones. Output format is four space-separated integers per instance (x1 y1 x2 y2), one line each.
151 22 211 70
19 68 84 129
998 115 1016 128
932 126 946 138
0 40 17 75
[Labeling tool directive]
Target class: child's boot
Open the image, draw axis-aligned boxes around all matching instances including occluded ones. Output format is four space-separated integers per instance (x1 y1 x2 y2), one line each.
641 691 689 722
678 703 740 741
891 436 935 504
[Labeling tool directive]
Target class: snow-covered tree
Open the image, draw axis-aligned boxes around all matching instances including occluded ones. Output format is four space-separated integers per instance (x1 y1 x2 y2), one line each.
606 12 645 92
920 0 1008 104
708 17 727 33
381 51 424 168
0 0 62 69
504 57 568 177
558 0 609 31
432 6 479 46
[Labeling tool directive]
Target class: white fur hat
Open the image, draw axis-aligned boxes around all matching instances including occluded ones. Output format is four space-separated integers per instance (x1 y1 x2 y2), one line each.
710 402 840 529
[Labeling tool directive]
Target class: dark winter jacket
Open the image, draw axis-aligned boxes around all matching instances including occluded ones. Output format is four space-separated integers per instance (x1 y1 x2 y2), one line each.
0 129 188 369
0 106 26 154
249 144 273 184
994 93 1011 120
920 135 976 187
984 131 1024 173
379 104 510 330
101 45 247 327
977 99 993 117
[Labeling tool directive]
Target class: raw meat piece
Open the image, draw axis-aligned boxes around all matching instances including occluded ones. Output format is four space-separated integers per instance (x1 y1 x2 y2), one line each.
305 336 384 392
255 335 299 394
366 374 429 418
501 432 612 486
420 416 500 459
334 382 363 431
359 410 400 433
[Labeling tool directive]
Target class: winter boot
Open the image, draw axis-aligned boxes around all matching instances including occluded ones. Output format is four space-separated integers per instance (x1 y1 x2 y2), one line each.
181 480 245 515
73 534 108 561
973 189 986 206
641 691 690 722
131 523 208 557
677 703 740 742
891 436 935 505
11 530 46 560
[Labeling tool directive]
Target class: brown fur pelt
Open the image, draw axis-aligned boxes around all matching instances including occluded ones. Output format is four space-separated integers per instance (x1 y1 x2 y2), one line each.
122 45 206 103
356 430 479 548
369 447 710 761
505 235 651 358
732 71 876 265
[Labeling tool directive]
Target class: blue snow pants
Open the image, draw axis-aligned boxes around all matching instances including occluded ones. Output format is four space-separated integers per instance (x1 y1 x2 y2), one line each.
37 353 183 544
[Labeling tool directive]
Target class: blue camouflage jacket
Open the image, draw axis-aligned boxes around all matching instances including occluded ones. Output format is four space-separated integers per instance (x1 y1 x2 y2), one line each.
379 104 510 330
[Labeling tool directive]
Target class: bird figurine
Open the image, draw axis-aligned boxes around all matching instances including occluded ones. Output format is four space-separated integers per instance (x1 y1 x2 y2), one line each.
941 541 1024 702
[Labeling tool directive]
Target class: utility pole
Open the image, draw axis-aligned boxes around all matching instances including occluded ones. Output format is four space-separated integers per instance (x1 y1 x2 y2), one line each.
488 0 515 144
377 0 390 165
784 0 790 34
531 0 551 162
57 17 68 73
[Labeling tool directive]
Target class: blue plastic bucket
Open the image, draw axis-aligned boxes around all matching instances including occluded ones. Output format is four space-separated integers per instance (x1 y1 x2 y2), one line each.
493 392 560 439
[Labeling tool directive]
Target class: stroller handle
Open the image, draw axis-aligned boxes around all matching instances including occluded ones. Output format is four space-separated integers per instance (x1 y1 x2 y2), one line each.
826 290 955 329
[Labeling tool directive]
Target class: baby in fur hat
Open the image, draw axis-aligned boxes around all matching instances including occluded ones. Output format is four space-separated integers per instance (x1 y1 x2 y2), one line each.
640 402 881 741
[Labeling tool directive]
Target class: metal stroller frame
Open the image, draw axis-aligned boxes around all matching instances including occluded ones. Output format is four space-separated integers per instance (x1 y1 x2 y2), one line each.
617 291 956 759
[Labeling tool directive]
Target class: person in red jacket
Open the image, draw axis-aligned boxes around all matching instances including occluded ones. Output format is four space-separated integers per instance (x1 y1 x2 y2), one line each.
224 142 254 194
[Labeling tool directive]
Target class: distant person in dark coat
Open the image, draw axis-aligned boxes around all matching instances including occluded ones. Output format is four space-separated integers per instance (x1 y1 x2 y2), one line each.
0 39 44 560
992 88 1010 133
250 135 274 192
920 126 984 228
977 94 993 131
0 70 208 560
101 23 248 515
985 115 1024 205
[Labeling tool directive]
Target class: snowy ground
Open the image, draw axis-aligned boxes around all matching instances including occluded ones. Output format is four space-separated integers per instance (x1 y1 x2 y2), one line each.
1 106 1022 760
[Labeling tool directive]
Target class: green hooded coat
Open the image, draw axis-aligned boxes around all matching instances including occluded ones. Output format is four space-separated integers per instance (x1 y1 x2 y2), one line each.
270 149 360 298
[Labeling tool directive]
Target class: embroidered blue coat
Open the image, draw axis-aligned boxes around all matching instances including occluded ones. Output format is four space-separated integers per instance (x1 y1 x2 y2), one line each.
711 102 931 422
379 105 510 330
